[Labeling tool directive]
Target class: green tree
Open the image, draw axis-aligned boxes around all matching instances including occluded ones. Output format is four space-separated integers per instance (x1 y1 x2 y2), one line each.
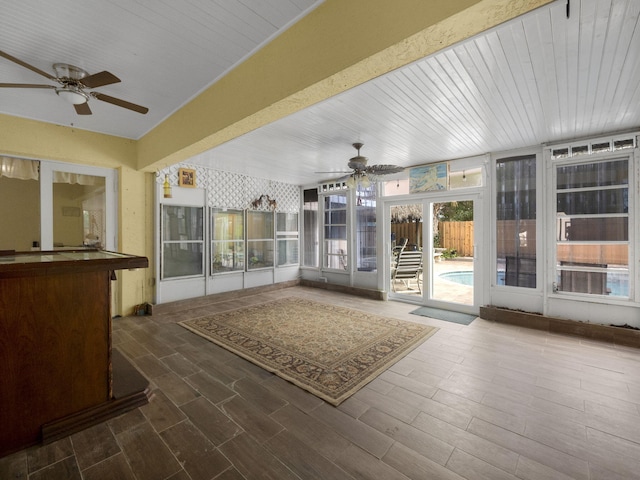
439 200 473 221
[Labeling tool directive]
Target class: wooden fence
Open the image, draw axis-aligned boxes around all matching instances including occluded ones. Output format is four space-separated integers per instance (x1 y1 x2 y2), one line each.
391 221 474 257
440 221 473 257
391 222 421 250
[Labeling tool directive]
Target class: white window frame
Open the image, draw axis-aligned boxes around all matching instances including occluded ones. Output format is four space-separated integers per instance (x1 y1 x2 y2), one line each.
546 133 638 305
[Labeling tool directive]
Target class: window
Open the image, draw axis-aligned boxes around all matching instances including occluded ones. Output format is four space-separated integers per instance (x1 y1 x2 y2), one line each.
302 189 319 267
211 208 244 273
276 212 299 266
496 155 537 288
161 205 204 278
355 183 376 271
323 192 348 270
247 210 274 270
555 158 629 297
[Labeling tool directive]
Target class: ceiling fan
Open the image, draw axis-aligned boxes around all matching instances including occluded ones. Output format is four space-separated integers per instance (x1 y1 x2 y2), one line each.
321 143 404 187
0 49 148 115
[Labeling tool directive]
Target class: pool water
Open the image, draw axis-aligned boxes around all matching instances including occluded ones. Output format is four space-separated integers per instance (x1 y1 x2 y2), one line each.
441 270 630 297
439 270 473 286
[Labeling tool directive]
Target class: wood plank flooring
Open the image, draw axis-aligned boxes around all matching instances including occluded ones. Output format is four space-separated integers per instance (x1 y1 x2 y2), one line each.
2 286 640 479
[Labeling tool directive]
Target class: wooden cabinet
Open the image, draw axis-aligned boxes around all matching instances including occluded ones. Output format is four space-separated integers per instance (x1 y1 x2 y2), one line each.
0 250 149 457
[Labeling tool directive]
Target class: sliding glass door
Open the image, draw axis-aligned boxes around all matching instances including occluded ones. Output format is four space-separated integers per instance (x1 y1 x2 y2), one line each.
388 195 479 312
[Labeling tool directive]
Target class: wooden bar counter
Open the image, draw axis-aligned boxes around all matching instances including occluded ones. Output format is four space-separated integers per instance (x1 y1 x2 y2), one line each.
0 250 149 457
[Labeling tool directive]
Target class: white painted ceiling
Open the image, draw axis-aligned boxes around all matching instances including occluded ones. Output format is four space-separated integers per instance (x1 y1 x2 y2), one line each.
1 0 639 186
0 0 322 139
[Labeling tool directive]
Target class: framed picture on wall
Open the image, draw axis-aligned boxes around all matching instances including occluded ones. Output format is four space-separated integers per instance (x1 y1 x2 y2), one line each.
178 168 196 187
409 162 448 193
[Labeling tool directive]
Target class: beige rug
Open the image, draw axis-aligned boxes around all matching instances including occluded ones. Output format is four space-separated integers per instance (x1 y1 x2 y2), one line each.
180 297 438 406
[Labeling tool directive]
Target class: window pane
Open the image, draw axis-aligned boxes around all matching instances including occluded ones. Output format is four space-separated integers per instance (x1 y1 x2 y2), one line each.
323 192 347 270
163 206 203 241
211 208 244 274
325 209 347 224
247 240 273 269
276 212 299 267
247 211 273 239
163 242 203 278
212 209 243 240
557 189 628 215
555 158 629 297
324 225 347 239
303 189 319 267
277 212 298 231
557 159 628 189
496 155 537 288
212 240 244 273
325 239 347 269
277 239 299 266
356 184 376 271
161 205 204 279
558 217 627 242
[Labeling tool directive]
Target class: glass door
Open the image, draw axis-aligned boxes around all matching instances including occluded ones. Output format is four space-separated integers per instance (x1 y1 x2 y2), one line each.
429 199 474 307
389 196 478 311
389 202 424 299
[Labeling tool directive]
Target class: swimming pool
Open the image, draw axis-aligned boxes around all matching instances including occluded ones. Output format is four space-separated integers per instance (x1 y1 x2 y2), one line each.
439 270 473 286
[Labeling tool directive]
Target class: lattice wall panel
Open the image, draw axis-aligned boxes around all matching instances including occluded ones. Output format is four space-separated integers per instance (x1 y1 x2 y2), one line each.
158 165 300 212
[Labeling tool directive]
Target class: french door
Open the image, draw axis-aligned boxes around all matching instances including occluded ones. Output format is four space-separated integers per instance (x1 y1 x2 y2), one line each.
387 194 480 313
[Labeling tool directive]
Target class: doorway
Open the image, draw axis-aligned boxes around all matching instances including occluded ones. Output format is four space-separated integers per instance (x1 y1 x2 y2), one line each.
388 195 479 313
39 162 117 251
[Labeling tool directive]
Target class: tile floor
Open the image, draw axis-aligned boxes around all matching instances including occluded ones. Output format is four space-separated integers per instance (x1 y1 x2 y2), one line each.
2 285 640 479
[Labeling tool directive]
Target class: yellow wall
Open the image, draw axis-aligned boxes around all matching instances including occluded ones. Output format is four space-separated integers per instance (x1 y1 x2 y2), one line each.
0 114 149 316
0 0 552 314
0 177 40 251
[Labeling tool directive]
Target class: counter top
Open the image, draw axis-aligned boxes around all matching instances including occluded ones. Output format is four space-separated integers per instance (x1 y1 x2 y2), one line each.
0 249 149 277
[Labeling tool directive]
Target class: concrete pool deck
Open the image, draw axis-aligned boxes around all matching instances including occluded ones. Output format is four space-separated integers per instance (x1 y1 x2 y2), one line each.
392 257 474 305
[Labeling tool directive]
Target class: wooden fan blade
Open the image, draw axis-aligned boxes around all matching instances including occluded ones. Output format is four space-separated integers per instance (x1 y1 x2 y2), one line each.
74 102 92 115
92 92 148 114
0 50 56 81
0 83 56 89
80 71 121 88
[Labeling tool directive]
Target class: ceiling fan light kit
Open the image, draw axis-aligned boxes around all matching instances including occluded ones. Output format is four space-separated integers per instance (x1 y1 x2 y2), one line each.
0 50 148 116
55 87 88 105
342 143 403 188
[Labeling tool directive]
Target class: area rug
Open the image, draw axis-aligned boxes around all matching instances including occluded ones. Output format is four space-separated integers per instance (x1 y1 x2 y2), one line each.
180 297 438 406
410 306 477 325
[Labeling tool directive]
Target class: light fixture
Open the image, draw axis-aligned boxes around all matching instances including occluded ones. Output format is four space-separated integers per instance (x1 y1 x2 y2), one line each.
346 171 371 189
346 175 356 188
163 174 172 198
55 87 89 105
462 170 467 182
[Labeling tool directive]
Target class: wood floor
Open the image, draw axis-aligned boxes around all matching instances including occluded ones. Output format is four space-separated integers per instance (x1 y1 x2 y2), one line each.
2 286 640 480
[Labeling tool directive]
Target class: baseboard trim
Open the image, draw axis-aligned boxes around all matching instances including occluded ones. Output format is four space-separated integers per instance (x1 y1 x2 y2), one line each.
480 305 640 348
300 280 386 300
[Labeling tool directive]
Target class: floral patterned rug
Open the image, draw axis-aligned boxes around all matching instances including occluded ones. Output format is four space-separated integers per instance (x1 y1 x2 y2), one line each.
180 296 438 406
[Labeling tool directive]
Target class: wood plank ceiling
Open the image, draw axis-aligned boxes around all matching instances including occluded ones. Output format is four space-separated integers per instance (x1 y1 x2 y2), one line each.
0 0 322 139
189 0 640 185
1 0 638 186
